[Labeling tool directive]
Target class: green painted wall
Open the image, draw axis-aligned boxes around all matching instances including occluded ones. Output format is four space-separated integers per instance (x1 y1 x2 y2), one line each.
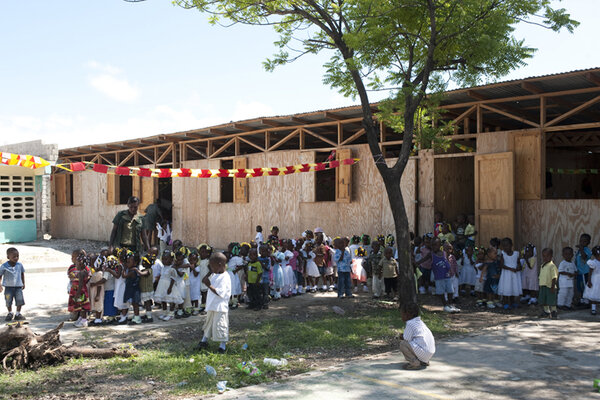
0 220 37 243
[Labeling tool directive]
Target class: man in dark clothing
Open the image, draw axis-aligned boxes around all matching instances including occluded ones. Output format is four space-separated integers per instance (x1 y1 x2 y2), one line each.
142 200 163 251
109 196 143 254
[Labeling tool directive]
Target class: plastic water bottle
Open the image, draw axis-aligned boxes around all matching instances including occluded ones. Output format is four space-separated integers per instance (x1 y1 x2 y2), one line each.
217 381 228 394
205 365 217 377
263 358 288 367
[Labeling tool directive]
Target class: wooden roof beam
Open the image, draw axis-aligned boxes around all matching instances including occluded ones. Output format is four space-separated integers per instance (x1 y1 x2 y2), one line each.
208 128 228 135
291 116 310 124
261 119 286 127
585 72 600 86
233 123 255 132
324 111 345 121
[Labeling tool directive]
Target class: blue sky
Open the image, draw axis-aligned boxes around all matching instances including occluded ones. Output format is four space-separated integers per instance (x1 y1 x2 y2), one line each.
0 0 598 149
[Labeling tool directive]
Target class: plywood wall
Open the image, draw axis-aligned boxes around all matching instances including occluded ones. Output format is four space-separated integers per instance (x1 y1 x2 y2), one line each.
512 130 543 200
51 144 420 250
477 131 511 154
517 199 600 256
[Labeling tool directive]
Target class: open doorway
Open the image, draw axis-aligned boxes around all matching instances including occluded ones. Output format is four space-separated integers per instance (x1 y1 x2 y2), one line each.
433 156 475 232
158 177 172 222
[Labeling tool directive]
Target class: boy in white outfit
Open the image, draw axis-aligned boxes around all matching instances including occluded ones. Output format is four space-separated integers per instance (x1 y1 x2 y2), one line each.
399 302 436 370
198 252 231 353
558 247 577 309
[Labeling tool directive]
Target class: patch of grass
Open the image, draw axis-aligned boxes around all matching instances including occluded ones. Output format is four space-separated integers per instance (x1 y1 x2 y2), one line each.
0 308 454 397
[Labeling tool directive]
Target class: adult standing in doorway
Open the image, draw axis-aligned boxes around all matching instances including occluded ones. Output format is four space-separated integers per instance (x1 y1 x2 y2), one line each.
109 196 143 254
142 199 163 251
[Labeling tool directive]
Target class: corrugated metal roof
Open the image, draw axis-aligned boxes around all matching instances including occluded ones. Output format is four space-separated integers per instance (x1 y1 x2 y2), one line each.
60 67 600 154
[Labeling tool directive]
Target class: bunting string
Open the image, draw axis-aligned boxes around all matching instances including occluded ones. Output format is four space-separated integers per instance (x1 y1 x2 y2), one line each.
53 158 360 178
0 152 50 169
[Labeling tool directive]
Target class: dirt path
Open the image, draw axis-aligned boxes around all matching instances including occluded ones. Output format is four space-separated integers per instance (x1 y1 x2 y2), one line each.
216 311 600 400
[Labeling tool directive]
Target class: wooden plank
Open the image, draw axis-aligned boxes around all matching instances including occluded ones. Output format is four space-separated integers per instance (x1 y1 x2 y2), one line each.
511 130 542 200
340 128 366 146
210 138 236 159
544 121 600 132
517 199 600 256
106 173 116 205
335 148 352 203
302 128 337 147
140 177 155 212
207 159 221 203
300 151 316 202
476 104 483 133
268 129 300 152
233 157 248 203
451 105 476 125
238 136 264 152
132 175 141 200
474 152 515 246
545 94 600 127
54 174 67 206
418 149 434 236
72 173 82 206
476 131 511 154
480 104 540 128
441 86 600 110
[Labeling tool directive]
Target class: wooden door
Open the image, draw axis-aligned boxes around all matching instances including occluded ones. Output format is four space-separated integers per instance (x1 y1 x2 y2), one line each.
233 157 248 203
335 148 352 203
474 152 515 246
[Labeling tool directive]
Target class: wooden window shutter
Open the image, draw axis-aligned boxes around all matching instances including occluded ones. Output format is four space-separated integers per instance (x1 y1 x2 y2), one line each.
106 174 117 205
233 157 248 203
132 175 141 200
140 177 156 212
54 174 67 206
72 173 82 206
207 159 221 203
335 148 352 203
300 151 316 202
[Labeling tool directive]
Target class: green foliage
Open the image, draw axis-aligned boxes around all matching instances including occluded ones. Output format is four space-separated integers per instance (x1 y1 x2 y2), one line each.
176 0 577 153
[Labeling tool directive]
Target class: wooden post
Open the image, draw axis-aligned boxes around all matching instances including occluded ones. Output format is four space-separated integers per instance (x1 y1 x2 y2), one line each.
299 129 305 149
463 117 470 134
207 140 213 158
265 131 270 151
337 122 343 145
172 143 178 168
540 96 546 128
476 104 483 133
235 137 240 156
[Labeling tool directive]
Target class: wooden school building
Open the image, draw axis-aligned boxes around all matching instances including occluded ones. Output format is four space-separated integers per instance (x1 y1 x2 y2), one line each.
52 68 600 253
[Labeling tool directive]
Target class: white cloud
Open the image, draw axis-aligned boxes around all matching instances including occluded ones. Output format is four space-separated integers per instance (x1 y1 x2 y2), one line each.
86 60 139 103
89 74 139 103
86 60 122 75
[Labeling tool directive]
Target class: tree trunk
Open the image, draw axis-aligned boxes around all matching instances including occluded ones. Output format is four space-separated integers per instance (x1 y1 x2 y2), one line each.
381 170 417 307
0 322 136 370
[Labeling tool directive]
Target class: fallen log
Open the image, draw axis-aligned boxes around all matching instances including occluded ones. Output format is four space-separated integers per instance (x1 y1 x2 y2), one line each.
0 322 137 370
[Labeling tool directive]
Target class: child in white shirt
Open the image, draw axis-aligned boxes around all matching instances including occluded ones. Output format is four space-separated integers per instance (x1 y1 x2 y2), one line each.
197 252 231 353
399 302 435 370
558 247 577 309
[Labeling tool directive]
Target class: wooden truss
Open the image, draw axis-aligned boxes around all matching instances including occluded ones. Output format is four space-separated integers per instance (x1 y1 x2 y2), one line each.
58 69 600 166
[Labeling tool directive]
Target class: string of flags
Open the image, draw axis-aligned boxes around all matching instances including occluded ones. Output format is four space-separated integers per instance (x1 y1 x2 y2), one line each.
0 151 359 178
0 152 50 169
53 159 360 178
547 168 598 175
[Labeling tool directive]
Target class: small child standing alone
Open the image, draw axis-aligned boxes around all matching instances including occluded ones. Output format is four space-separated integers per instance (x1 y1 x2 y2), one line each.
557 247 577 310
198 252 232 353
538 248 559 319
0 248 26 321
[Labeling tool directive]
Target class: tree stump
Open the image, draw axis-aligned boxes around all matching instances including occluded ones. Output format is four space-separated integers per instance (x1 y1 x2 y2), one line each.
0 322 137 370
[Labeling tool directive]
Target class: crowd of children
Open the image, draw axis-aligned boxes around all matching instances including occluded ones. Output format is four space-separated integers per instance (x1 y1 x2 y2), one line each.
413 211 600 318
2 216 600 327
59 226 409 328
